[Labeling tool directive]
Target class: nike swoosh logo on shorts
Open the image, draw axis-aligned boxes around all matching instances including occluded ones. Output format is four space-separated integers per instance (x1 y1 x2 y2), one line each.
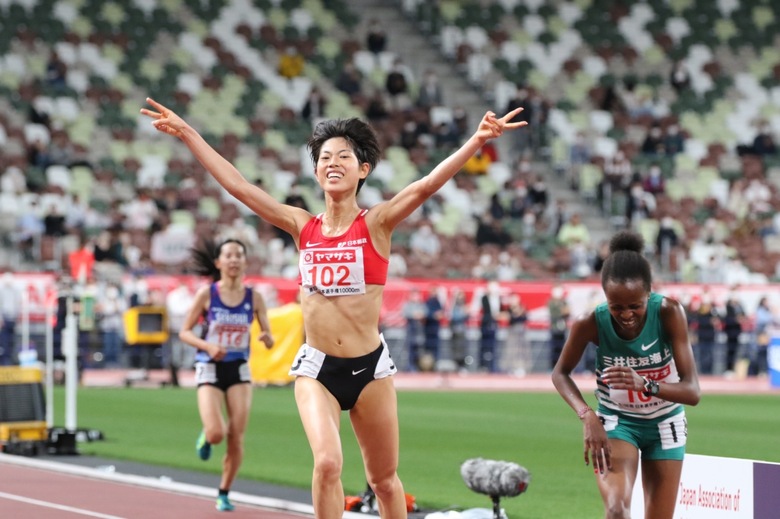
305 241 322 247
641 339 659 351
352 368 367 375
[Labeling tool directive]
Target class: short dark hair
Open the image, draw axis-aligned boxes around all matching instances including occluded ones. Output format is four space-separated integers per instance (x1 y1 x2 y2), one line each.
190 238 247 281
600 230 652 292
307 118 381 195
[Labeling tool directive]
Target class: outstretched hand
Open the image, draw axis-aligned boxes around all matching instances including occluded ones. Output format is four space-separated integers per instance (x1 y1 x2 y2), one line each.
475 107 527 143
140 97 188 139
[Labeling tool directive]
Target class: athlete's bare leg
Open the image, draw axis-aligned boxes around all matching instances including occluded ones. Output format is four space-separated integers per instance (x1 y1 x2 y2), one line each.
641 459 683 519
220 383 252 491
351 378 407 518
198 385 227 445
295 376 344 519
596 439 639 519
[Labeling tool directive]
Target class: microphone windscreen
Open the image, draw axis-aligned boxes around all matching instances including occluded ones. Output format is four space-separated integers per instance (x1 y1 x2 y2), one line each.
461 458 530 498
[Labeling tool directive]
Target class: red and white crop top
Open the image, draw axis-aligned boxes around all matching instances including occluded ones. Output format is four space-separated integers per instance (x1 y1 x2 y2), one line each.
298 210 389 297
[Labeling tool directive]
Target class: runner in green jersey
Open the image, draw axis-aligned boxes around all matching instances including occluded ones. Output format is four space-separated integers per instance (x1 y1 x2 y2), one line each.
552 230 700 519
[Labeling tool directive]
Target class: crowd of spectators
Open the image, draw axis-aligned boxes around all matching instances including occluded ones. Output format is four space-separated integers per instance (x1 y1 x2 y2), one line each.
392 279 774 379
554 63 780 285
2 0 780 341
0 1 573 285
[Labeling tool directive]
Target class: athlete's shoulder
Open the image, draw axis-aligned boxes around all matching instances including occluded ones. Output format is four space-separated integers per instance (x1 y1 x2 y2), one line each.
362 201 390 228
573 307 598 323
300 213 322 228
658 293 686 314
249 285 266 303
658 294 689 332
290 207 318 230
193 284 212 300
571 309 598 340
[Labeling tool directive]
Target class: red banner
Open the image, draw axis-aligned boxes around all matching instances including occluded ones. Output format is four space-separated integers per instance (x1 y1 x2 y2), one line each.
5 272 775 332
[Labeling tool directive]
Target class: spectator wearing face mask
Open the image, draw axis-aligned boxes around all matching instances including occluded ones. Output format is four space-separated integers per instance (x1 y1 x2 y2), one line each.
568 131 591 190
642 163 666 195
96 283 127 367
722 292 746 375
557 213 591 249
670 59 691 94
335 61 363 98
365 18 387 57
547 284 570 369
641 125 665 156
664 124 685 156
385 58 413 110
626 182 656 225
0 273 21 365
752 122 777 156
416 69 444 109
600 151 633 207
408 223 441 267
688 294 721 375
655 216 679 271
479 281 504 373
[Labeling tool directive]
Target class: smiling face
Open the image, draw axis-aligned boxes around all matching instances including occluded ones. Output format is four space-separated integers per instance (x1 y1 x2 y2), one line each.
316 137 369 196
215 241 247 279
604 278 649 339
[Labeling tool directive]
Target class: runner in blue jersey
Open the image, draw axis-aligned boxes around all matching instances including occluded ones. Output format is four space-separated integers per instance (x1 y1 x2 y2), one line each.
179 239 274 511
552 230 700 519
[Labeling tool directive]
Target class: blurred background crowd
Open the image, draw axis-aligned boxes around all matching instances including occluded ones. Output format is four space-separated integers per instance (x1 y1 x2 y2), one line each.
1 0 779 380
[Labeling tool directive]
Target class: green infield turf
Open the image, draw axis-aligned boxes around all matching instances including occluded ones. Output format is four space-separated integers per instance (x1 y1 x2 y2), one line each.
51 386 779 518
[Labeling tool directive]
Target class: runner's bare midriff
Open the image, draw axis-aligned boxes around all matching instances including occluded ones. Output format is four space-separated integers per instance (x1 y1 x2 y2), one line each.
300 284 383 357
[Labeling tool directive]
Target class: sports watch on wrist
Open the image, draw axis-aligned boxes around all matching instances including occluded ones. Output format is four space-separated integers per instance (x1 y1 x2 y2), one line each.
642 376 660 397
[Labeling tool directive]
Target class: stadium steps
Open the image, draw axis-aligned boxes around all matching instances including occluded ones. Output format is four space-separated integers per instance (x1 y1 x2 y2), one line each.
359 0 493 155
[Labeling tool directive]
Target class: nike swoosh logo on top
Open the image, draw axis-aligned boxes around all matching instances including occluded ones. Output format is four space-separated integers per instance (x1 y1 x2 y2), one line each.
305 241 322 247
640 339 659 351
352 368 367 375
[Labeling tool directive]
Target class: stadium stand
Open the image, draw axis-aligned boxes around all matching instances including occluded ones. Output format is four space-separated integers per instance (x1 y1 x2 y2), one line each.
399 0 780 283
0 0 779 285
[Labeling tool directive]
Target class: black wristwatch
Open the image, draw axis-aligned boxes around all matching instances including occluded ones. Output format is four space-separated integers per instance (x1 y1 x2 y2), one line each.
642 377 660 397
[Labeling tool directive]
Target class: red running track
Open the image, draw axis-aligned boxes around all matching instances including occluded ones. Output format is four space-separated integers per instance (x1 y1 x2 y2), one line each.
0 454 359 519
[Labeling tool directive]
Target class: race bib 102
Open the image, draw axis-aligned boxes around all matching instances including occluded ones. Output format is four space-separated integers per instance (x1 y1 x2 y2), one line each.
299 247 366 296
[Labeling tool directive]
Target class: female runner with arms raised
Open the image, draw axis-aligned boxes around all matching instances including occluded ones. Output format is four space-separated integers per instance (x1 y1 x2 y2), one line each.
142 97 526 518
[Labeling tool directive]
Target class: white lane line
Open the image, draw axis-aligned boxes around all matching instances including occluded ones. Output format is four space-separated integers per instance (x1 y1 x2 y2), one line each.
0 454 373 518
0 491 126 518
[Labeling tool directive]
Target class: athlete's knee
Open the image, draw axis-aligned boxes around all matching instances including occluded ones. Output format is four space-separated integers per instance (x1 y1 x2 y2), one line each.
313 452 343 483
603 498 631 519
368 472 402 501
204 426 225 445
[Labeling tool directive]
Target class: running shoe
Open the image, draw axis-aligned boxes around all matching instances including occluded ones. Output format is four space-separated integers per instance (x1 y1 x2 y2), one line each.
216 494 235 512
196 430 211 461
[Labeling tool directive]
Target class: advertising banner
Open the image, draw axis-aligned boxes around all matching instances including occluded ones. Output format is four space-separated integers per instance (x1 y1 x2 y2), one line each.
631 454 780 518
